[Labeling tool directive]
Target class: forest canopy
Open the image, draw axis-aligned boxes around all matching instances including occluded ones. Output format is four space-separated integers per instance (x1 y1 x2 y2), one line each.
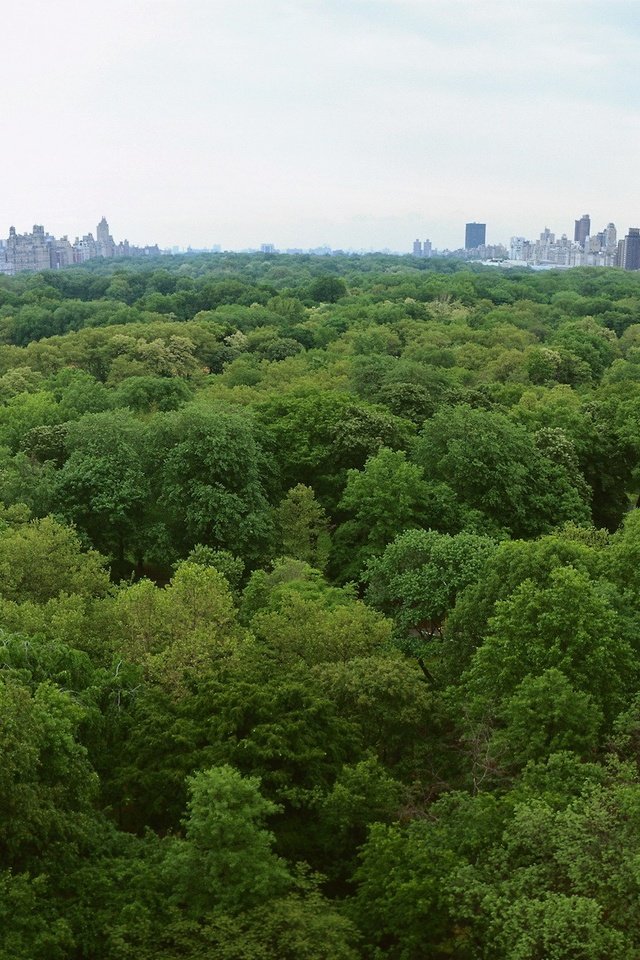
3 252 640 958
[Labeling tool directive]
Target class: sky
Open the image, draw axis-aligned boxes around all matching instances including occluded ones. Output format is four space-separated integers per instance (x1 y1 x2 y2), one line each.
3 0 640 252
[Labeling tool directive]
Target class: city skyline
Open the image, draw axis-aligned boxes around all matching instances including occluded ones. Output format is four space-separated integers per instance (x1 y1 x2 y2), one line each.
3 2 640 251
0 216 161 275
4 205 640 265
3 210 640 272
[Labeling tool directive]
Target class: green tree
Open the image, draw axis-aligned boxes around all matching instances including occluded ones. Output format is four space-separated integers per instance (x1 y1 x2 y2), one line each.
313 654 434 773
364 528 497 650
0 676 98 870
414 404 590 537
490 669 603 771
444 530 606 680
466 566 635 720
250 591 392 667
275 484 331 569
111 561 244 695
158 403 273 562
306 276 347 303
332 448 433 580
53 409 152 562
256 391 412 509
164 765 290 915
0 514 110 603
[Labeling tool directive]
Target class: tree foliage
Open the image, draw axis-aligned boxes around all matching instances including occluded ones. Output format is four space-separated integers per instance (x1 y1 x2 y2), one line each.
2 253 640 957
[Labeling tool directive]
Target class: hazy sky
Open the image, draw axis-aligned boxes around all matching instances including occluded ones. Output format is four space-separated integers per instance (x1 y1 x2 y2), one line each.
3 0 639 251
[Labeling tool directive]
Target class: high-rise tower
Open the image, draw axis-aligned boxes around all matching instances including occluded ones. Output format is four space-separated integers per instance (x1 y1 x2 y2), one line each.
620 228 640 271
574 214 591 246
97 216 110 243
604 222 617 249
96 217 115 258
465 222 486 250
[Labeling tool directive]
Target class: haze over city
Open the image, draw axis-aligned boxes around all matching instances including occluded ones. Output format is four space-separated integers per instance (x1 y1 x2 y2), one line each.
4 1 640 251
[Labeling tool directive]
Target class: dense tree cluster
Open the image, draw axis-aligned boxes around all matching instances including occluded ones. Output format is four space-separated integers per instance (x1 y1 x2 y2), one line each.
2 252 640 957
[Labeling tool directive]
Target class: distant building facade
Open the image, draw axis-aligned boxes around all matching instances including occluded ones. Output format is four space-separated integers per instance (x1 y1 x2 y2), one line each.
472 243 508 261
618 228 640 271
96 216 116 258
53 236 75 268
604 222 617 249
465 222 486 250
0 216 160 275
574 214 591 246
510 220 619 268
1 225 51 274
412 239 432 258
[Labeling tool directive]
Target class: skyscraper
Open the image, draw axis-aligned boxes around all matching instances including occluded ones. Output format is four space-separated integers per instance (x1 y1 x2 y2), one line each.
97 216 109 244
619 228 640 271
574 214 591 246
96 216 115 258
412 239 433 258
604 222 617 250
465 222 486 250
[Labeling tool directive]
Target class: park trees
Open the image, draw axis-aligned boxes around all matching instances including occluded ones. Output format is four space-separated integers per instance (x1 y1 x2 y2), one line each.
157 402 274 563
274 483 331 569
2 252 640 957
413 405 591 537
52 409 152 563
256 390 413 509
332 448 435 580
364 528 497 650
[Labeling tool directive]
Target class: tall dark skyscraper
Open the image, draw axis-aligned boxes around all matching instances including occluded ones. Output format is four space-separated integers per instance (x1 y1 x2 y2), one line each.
574 214 591 245
465 222 486 250
620 228 640 271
